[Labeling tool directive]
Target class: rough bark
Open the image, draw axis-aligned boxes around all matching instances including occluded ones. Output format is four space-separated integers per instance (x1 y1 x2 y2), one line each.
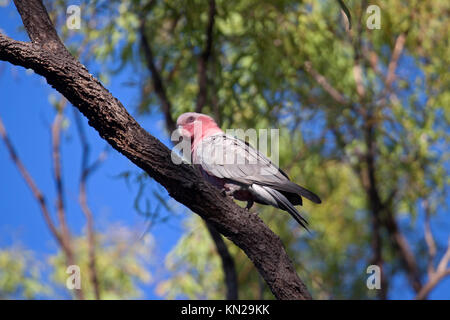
0 0 311 300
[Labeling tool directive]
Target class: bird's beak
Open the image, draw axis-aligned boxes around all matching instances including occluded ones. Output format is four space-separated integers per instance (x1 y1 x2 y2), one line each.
176 125 191 138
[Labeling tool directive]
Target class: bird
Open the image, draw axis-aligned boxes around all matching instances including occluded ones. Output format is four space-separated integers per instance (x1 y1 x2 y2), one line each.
176 112 321 230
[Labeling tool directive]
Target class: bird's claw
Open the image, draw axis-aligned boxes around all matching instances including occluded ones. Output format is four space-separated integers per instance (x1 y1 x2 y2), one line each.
245 200 254 211
220 188 234 197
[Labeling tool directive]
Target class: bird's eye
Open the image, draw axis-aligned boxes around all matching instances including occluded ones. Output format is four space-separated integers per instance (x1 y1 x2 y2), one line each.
186 116 195 123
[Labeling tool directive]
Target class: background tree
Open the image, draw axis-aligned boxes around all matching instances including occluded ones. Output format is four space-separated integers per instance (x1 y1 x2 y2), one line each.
0 0 448 299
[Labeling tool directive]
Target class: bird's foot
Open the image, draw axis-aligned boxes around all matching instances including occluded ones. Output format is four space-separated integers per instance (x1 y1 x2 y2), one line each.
245 200 254 211
220 188 234 197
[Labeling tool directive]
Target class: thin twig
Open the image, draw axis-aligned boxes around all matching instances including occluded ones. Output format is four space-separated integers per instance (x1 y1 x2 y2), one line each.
385 33 406 91
303 61 349 105
423 200 437 278
0 115 61 243
416 237 450 300
373 32 407 108
73 109 106 300
139 17 176 132
51 103 85 300
383 207 423 293
51 102 71 252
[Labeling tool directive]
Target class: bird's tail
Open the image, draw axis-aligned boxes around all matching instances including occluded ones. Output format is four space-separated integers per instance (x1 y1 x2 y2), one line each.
285 182 321 204
267 180 321 204
264 186 309 231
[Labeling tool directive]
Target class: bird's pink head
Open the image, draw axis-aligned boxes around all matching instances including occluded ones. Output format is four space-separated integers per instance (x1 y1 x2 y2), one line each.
176 112 223 148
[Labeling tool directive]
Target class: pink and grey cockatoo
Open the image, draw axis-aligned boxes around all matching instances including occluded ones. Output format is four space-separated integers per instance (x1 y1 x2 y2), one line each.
176 112 321 230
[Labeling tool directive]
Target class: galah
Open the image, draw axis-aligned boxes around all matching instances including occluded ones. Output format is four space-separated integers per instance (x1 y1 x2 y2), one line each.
176 112 321 230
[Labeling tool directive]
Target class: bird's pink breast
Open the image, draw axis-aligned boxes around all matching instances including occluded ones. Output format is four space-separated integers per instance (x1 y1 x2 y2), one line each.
191 120 223 153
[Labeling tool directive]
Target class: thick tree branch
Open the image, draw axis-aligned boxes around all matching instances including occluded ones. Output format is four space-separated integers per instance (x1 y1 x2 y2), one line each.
12 0 67 53
362 121 387 299
0 0 311 300
360 114 422 296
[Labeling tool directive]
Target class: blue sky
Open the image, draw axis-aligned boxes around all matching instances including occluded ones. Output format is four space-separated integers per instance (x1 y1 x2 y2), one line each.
0 1 449 300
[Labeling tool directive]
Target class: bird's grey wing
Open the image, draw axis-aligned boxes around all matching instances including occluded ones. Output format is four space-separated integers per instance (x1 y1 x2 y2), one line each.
195 134 283 181
195 134 321 203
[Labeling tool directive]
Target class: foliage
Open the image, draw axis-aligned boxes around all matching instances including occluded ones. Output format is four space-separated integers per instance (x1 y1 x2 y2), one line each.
0 225 153 299
0 247 51 299
49 225 154 299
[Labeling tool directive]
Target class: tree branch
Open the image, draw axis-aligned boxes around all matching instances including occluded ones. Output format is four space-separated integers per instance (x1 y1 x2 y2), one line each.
424 200 437 278
12 0 68 53
416 238 450 300
385 33 406 91
195 0 216 113
303 61 349 105
0 0 311 300
139 18 176 133
73 109 104 300
415 201 450 299
362 120 387 299
383 207 422 293
415 269 450 300
0 112 85 299
0 116 61 243
205 222 239 299
51 105 72 253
